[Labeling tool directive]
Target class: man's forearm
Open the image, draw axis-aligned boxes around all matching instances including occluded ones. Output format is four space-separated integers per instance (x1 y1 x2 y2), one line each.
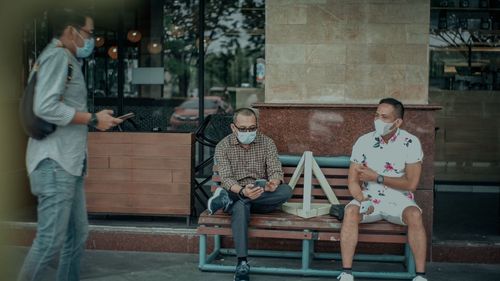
382 176 418 192
348 182 365 202
71 111 92 125
228 184 243 194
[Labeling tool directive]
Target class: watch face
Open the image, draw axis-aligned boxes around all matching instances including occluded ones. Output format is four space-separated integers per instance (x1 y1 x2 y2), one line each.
377 175 384 184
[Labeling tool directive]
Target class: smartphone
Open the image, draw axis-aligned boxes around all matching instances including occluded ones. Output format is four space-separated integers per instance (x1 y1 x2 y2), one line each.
255 179 267 188
117 112 135 120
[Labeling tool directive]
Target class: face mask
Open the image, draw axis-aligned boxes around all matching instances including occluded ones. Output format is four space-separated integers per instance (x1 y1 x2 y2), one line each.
237 131 256 144
76 38 95 58
74 29 95 58
374 119 395 136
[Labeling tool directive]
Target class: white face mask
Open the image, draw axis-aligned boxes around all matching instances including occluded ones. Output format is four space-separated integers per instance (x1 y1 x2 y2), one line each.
237 131 256 144
374 119 395 136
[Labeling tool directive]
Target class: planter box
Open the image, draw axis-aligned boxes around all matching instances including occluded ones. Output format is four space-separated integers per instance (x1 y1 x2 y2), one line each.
85 132 194 217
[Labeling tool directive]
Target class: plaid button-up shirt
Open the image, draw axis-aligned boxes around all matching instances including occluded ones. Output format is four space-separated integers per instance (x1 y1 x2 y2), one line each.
214 132 284 190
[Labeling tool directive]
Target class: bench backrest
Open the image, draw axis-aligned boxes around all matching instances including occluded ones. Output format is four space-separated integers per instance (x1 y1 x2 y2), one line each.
280 155 352 205
212 155 353 205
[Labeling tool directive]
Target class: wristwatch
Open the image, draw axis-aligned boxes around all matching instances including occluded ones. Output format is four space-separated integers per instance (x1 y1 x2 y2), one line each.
238 187 247 199
88 113 98 128
376 174 384 184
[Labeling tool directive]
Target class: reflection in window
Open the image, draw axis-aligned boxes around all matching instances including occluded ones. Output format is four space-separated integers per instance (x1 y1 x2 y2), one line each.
23 0 266 132
429 3 500 91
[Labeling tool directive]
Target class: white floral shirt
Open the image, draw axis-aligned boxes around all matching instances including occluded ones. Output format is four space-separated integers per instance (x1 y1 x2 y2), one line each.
350 128 423 201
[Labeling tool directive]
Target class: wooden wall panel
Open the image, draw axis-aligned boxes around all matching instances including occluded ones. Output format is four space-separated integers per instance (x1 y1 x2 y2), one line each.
85 132 194 216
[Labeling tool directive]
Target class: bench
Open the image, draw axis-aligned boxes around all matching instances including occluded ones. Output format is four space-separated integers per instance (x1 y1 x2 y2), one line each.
197 155 416 279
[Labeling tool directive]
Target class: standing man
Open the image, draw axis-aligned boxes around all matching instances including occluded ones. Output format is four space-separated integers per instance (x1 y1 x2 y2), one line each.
338 98 428 281
18 9 122 281
207 108 292 281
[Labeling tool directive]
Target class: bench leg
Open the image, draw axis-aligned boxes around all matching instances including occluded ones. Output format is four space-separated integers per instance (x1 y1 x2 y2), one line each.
301 239 313 271
404 243 416 277
199 234 207 269
214 234 221 253
199 234 223 270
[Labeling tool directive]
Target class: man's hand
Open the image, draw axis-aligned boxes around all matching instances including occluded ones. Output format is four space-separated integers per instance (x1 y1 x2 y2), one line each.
355 165 378 182
242 184 264 200
95 110 123 131
265 179 280 192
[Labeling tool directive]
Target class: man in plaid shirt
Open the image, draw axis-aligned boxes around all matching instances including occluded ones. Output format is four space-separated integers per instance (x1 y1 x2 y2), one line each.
208 108 292 281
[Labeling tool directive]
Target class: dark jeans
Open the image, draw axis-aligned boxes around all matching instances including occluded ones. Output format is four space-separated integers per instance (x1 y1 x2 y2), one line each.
226 184 293 257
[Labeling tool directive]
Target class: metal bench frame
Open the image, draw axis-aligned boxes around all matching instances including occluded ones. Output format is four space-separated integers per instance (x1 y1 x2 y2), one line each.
197 155 417 279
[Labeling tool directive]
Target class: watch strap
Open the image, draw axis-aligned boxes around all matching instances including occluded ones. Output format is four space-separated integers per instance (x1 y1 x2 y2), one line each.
88 112 98 128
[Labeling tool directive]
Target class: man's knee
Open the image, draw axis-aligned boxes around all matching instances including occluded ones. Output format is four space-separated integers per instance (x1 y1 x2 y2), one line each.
403 206 423 226
276 184 293 200
343 205 361 222
76 225 89 246
231 200 250 215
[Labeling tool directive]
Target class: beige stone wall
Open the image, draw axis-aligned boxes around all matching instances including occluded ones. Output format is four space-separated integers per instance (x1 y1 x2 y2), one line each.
265 0 430 104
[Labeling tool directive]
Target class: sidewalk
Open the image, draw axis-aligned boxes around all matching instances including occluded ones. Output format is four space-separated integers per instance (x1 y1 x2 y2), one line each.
6 247 500 281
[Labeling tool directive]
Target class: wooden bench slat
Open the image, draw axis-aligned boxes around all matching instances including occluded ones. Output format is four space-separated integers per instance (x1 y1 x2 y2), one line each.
197 226 314 240
197 226 406 244
291 187 351 197
282 166 349 176
198 211 407 234
316 232 407 244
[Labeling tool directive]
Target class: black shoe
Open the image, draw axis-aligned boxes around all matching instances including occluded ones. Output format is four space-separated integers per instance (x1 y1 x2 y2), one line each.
233 261 250 281
207 187 232 215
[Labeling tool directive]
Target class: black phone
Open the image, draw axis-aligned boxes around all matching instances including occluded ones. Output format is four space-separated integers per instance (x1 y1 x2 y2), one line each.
255 179 267 188
117 112 135 120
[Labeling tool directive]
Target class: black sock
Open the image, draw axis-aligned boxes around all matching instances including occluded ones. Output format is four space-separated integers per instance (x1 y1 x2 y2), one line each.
237 257 247 265
416 272 426 276
342 267 352 274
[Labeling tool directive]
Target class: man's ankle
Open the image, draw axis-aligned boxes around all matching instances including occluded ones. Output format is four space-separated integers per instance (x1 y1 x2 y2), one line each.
342 267 352 274
237 257 247 265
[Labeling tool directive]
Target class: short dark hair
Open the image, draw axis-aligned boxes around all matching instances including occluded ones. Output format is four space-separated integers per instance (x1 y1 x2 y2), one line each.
50 8 90 38
379 97 404 119
233 108 258 124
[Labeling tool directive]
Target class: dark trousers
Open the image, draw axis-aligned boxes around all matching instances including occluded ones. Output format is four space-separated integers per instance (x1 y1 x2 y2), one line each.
226 184 293 257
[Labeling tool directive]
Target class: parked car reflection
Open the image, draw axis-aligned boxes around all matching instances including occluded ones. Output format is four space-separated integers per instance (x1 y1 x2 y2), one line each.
168 96 233 131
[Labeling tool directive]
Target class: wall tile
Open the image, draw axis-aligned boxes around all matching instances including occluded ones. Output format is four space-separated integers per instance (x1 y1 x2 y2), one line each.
304 64 346 84
304 83 345 102
266 6 287 25
344 83 386 103
405 65 428 84
406 24 429 45
266 64 303 84
307 2 346 26
287 5 308 24
305 44 346 64
266 82 305 102
266 0 429 104
267 44 306 64
346 44 387 65
386 44 428 65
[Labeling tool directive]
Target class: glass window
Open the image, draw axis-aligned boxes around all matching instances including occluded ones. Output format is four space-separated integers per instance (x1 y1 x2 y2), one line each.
22 0 266 133
429 1 500 91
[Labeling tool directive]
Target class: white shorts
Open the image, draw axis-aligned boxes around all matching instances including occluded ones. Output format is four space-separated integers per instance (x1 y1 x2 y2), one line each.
346 186 421 226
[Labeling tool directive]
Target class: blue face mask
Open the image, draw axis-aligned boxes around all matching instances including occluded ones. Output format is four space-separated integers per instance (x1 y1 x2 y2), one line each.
76 37 95 58
237 131 256 144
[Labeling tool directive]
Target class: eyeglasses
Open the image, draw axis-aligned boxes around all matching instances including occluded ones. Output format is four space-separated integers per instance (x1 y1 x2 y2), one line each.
234 124 257 132
78 28 94 39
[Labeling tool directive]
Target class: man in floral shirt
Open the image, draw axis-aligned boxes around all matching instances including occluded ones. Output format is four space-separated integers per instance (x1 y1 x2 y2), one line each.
337 98 428 281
